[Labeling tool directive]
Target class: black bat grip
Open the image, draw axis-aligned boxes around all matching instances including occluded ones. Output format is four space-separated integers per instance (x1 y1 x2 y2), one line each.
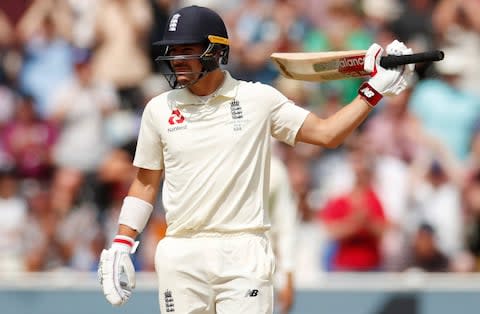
379 50 445 68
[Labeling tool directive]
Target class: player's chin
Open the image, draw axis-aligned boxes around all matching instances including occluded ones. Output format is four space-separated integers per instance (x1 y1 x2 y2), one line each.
176 76 192 86
176 73 199 85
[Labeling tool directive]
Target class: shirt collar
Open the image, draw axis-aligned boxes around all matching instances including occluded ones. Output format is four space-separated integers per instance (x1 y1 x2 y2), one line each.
172 71 238 105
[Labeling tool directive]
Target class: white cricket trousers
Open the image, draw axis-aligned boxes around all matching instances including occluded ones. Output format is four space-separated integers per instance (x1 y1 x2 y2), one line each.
155 232 275 314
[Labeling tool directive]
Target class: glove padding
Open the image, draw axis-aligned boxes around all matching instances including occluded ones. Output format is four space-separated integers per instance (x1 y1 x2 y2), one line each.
365 40 415 96
98 242 136 306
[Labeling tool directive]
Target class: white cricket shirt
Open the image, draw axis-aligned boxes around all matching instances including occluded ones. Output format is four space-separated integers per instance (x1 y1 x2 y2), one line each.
134 71 309 236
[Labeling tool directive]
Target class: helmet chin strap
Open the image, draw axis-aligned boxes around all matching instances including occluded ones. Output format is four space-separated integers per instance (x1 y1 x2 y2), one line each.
164 69 209 89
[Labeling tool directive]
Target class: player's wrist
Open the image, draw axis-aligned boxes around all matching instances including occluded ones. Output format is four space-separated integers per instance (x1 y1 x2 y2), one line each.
111 235 139 254
118 196 154 233
358 81 383 107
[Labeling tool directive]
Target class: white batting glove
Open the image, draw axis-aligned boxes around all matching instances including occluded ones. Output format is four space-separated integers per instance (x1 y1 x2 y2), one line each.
98 235 138 306
364 40 414 96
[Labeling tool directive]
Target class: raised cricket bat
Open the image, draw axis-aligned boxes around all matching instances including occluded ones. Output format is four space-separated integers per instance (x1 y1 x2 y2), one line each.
271 50 444 82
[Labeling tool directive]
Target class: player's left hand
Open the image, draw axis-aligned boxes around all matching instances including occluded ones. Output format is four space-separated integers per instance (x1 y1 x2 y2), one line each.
365 40 415 96
277 272 295 314
278 283 294 314
98 236 137 306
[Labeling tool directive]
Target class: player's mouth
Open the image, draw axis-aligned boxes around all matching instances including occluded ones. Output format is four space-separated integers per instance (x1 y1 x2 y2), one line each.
174 66 191 72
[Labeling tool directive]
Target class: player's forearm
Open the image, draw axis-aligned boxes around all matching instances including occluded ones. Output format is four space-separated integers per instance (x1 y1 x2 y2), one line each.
127 168 163 205
296 96 372 148
324 96 373 147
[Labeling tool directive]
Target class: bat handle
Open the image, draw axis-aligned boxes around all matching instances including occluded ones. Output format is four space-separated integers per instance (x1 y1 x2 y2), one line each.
379 50 445 68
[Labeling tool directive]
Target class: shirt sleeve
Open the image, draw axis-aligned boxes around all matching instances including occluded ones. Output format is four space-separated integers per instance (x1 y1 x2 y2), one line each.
133 101 164 170
268 86 310 146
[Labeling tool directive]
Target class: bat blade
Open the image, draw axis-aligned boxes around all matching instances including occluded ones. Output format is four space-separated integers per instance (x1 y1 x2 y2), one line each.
271 50 444 82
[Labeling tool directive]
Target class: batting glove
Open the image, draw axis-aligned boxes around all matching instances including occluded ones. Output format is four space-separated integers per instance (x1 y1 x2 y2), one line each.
359 40 414 105
98 235 138 306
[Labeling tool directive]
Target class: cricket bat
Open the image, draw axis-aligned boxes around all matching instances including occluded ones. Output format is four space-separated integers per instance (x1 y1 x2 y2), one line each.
271 50 444 82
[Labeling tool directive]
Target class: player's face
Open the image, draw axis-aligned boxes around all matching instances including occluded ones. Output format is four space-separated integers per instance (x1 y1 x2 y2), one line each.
168 44 205 86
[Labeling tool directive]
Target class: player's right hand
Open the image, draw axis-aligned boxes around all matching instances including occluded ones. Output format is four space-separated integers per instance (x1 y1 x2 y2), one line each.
364 40 415 96
98 236 137 306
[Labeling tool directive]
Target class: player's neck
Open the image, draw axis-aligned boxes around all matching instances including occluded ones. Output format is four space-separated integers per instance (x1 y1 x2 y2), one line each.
188 69 225 96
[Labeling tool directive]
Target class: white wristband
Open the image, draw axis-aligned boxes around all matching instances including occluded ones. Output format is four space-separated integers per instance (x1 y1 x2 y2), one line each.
118 196 154 233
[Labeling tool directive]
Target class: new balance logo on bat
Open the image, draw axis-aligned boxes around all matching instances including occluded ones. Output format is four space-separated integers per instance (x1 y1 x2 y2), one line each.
338 56 367 75
339 56 364 68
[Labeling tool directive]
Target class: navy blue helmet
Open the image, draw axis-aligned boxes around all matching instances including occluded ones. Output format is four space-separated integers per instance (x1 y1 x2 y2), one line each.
154 6 229 89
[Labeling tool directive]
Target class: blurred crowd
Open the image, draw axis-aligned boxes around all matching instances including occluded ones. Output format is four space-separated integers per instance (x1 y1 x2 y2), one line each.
1 0 480 283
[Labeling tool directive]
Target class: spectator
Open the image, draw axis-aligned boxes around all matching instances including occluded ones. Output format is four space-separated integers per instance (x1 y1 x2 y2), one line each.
1 93 58 180
226 0 310 84
362 89 422 271
406 223 450 272
303 1 373 103
50 167 102 271
92 0 153 109
16 1 74 117
0 9 15 86
48 47 119 174
464 124 480 181
22 185 67 271
96 144 137 211
62 0 99 49
363 87 421 163
318 139 389 271
409 157 464 260
388 0 436 51
0 166 28 272
463 170 480 271
408 47 480 161
0 84 16 130
432 0 480 97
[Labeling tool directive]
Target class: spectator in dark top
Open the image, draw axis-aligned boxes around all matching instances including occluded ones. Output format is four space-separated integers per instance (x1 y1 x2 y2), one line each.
407 223 450 272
